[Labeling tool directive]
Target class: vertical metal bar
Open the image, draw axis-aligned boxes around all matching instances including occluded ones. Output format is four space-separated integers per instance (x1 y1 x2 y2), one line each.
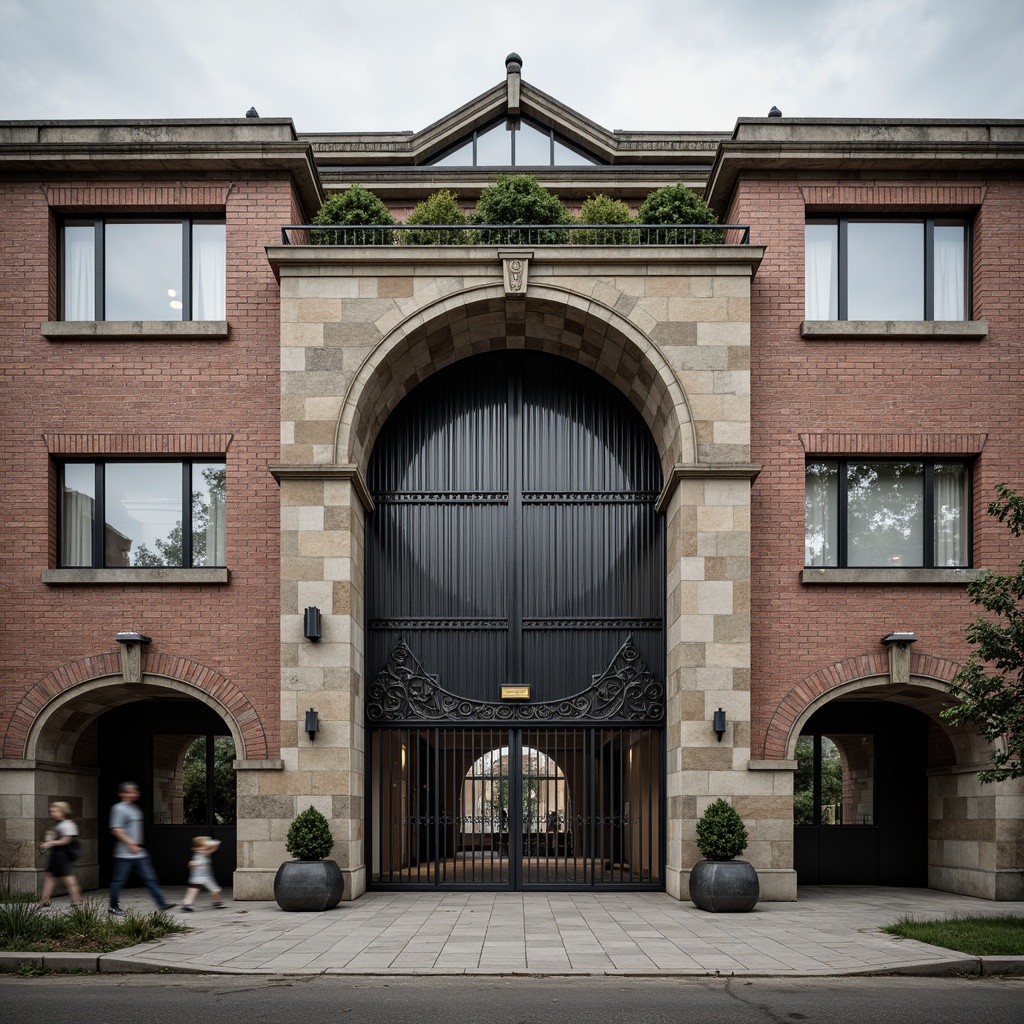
205 734 214 827
648 729 655 883
93 463 104 568
433 727 441 886
182 463 193 568
509 728 521 890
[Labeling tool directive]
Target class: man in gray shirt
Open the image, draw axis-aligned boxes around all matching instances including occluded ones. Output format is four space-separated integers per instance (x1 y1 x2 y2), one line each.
108 781 176 915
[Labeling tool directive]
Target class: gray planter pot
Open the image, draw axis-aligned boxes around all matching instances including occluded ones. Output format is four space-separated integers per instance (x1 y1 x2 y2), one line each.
689 858 759 912
273 859 345 912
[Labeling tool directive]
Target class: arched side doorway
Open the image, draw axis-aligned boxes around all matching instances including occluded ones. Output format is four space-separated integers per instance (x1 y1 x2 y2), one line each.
794 700 931 886
97 699 237 886
12 660 260 895
365 351 665 890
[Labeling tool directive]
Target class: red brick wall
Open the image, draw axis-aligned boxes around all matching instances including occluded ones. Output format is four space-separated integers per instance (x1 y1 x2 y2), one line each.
0 173 295 758
725 173 1024 757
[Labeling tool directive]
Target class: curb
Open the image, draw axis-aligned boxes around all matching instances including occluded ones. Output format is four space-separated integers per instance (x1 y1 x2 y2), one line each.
5 953 1021 978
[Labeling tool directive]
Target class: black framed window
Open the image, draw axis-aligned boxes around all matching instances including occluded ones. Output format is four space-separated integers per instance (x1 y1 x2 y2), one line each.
60 460 226 568
794 733 875 826
805 217 969 321
62 217 225 321
429 118 600 167
805 459 970 568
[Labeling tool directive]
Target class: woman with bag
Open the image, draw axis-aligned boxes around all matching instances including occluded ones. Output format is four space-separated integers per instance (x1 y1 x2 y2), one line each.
37 801 83 909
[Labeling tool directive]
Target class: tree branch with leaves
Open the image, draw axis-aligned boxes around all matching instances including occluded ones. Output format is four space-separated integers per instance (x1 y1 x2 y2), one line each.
941 484 1024 781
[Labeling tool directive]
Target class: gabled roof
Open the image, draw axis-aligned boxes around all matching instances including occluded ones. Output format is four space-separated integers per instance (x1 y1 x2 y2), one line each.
300 55 728 202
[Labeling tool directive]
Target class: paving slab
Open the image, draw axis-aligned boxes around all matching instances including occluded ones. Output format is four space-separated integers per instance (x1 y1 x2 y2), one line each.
11 885 1024 977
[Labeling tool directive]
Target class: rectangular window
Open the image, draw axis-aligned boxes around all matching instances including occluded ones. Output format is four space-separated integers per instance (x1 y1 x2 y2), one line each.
59 460 226 568
805 218 968 321
805 459 969 568
62 218 226 321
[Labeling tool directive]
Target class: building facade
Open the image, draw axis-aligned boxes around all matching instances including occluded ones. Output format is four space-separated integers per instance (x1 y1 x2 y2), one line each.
2 57 1022 903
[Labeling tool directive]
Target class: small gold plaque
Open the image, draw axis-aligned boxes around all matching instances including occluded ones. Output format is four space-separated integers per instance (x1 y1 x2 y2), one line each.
501 685 530 700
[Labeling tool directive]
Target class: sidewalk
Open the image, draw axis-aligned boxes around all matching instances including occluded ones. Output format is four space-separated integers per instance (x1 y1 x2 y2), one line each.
6 886 1024 977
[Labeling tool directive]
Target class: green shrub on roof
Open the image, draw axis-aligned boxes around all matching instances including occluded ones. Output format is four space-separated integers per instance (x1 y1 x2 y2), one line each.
312 184 395 245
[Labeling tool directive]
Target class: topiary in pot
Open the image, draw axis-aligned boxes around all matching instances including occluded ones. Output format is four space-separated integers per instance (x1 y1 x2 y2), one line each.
401 189 469 245
689 798 759 912
637 183 723 245
311 184 395 245
470 174 570 244
274 805 344 911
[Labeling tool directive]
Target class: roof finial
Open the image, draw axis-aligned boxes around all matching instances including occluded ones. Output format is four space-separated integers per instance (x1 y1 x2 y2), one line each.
506 53 522 119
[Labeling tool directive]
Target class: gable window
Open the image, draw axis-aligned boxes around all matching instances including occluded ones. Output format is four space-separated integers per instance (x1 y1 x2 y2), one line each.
805 460 969 568
62 218 226 321
805 218 968 321
429 118 599 167
60 460 226 568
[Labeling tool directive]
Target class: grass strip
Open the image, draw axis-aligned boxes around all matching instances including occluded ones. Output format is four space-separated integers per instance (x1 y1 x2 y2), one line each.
883 914 1024 956
1 897 188 953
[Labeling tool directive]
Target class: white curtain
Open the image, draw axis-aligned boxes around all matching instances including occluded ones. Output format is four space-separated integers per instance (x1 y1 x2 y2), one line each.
805 226 838 320
933 227 965 320
192 224 226 320
205 483 226 565
934 464 967 566
64 225 95 320
62 488 93 565
804 463 838 566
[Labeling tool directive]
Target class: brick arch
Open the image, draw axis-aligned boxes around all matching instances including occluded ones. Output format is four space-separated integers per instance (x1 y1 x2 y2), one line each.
762 652 962 760
335 282 696 477
6 650 269 761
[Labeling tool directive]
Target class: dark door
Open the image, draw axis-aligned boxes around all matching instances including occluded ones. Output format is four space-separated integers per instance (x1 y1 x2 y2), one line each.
366 352 665 889
97 699 237 886
794 701 928 886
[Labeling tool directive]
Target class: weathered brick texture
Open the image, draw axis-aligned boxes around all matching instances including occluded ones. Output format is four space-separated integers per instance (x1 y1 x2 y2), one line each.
725 176 1024 757
0 174 300 757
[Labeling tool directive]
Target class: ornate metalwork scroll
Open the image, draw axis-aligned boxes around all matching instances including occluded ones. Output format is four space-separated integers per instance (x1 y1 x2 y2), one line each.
367 634 664 725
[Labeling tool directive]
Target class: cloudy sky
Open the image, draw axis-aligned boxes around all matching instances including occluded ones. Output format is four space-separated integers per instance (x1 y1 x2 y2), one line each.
1 0 1021 134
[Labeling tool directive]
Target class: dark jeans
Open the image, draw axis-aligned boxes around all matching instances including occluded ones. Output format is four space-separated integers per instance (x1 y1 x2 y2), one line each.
109 852 169 909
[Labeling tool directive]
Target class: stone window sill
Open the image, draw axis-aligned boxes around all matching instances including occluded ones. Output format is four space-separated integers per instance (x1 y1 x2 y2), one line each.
801 320 988 340
41 321 229 340
43 568 230 585
802 567 983 585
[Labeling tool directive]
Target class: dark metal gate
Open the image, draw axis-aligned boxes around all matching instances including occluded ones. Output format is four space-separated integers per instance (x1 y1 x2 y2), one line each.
370 724 661 888
365 351 664 889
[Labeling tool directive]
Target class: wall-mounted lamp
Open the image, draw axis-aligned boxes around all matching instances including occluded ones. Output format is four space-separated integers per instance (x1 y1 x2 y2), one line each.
881 631 918 647
115 631 152 684
305 708 319 742
881 631 918 685
303 606 322 642
713 707 727 743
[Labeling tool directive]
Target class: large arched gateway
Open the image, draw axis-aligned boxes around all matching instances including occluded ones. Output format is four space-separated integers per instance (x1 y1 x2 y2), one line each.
365 352 665 889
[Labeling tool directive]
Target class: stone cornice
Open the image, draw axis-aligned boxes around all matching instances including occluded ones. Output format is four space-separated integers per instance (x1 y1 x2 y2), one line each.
0 130 323 216
705 118 1024 213
269 463 374 511
267 243 765 278
657 464 761 512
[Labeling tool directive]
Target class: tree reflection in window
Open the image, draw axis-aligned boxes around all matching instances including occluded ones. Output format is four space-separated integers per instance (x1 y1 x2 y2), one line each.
152 733 236 825
794 733 874 826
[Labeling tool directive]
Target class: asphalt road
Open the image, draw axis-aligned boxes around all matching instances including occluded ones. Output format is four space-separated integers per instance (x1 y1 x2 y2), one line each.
1 974 1022 1023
